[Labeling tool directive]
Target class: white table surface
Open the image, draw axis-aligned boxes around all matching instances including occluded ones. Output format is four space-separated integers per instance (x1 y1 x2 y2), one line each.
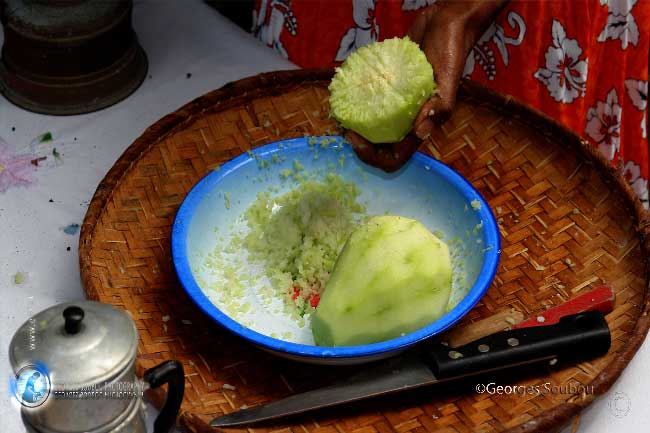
0 1 647 432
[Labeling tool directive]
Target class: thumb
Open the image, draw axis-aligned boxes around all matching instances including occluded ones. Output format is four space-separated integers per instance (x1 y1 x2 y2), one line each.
413 16 466 138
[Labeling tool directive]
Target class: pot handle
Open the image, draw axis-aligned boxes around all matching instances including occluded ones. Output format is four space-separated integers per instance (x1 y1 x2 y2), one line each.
144 360 185 433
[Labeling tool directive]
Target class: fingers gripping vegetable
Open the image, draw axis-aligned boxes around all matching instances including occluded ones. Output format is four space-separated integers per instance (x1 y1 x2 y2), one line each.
328 37 436 144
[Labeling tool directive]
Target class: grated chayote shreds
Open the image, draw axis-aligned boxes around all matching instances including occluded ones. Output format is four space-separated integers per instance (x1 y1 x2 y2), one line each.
234 172 366 316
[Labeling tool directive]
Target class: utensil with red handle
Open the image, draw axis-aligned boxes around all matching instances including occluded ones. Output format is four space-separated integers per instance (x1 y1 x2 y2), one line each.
444 285 615 347
513 285 615 329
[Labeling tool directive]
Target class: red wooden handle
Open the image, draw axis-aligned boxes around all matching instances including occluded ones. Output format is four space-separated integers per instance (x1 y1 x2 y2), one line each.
513 285 615 329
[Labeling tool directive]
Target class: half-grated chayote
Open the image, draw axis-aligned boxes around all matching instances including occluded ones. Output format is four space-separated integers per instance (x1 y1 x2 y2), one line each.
329 37 436 144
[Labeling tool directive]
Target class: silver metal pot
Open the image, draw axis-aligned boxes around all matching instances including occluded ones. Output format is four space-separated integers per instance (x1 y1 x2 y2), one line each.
9 301 184 433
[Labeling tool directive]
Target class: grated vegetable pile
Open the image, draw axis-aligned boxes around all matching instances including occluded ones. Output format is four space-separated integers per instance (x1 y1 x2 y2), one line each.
240 172 366 315
202 169 368 327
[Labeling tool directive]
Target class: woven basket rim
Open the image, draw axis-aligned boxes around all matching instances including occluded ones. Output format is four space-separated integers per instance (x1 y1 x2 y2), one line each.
79 68 650 433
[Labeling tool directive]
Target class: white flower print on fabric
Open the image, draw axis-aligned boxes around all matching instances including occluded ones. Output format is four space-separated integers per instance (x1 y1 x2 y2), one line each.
463 11 526 80
624 79 648 138
402 0 437 11
623 160 649 208
597 0 639 49
534 20 588 103
585 88 622 161
335 0 379 61
252 0 298 59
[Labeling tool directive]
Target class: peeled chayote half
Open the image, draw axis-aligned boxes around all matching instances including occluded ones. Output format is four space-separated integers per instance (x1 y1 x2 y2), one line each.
311 216 452 347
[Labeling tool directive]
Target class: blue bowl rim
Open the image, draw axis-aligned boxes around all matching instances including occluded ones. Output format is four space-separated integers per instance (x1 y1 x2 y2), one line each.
171 136 500 359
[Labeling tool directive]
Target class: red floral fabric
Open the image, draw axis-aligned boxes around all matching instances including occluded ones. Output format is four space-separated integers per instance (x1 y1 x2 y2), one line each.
253 0 650 207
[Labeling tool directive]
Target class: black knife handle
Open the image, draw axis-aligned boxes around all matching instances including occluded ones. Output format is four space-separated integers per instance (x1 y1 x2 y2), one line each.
424 311 611 379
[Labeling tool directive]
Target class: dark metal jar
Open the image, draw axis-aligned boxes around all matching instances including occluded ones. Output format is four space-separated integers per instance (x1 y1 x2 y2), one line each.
0 0 148 115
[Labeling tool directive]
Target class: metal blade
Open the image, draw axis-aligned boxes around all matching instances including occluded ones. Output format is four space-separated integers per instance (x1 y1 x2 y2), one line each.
210 353 437 427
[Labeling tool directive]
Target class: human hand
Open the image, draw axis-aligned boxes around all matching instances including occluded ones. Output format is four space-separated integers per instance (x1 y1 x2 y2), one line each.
345 130 421 173
409 1 509 139
347 1 508 172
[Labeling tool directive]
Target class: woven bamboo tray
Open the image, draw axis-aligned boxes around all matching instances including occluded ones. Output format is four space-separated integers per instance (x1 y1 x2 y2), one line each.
80 69 650 433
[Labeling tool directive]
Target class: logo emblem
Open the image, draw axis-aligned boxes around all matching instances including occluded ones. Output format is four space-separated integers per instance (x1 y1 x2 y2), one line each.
11 364 51 408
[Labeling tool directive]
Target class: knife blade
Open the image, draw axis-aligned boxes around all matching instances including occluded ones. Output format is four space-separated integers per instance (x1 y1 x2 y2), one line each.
211 311 610 427
211 352 437 428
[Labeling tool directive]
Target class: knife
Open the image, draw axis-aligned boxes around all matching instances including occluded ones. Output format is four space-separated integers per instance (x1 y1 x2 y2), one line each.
210 310 611 427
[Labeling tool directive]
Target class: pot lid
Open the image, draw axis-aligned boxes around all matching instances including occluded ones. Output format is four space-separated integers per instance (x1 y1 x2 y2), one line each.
9 301 138 388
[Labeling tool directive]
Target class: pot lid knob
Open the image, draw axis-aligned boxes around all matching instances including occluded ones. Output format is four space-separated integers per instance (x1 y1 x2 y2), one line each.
63 306 85 335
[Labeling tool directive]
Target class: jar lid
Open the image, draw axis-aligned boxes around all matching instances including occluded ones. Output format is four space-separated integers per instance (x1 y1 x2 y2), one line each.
9 301 138 388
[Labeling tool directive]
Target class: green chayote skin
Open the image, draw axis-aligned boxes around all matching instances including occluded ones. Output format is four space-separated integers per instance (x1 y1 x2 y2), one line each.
329 37 436 144
312 216 452 347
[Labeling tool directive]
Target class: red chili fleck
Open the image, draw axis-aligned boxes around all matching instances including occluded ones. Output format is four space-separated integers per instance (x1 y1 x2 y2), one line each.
291 287 300 301
310 294 320 308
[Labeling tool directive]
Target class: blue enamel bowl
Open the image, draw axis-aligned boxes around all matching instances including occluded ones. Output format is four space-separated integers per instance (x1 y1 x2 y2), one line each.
172 136 500 364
